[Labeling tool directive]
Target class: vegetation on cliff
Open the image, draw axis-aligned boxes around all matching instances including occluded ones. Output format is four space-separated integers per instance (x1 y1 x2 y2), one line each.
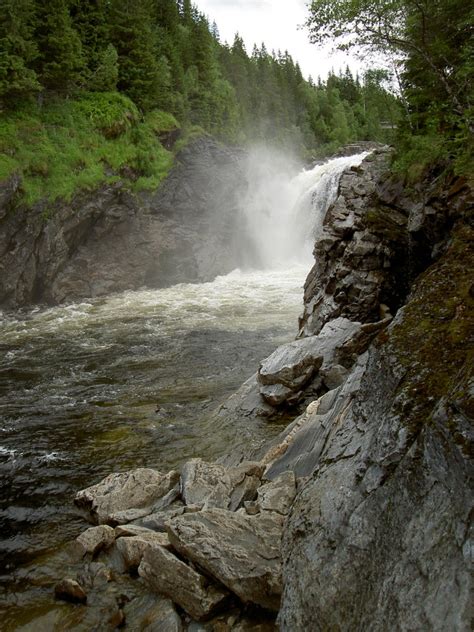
306 0 473 178
0 0 399 206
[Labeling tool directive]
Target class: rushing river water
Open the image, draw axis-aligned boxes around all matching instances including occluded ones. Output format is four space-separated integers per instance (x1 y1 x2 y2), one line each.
0 151 367 629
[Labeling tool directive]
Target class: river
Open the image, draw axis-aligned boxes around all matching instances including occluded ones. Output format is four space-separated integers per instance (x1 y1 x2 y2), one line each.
0 151 367 629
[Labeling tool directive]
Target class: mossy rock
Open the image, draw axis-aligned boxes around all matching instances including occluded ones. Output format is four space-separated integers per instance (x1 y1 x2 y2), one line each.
385 223 474 450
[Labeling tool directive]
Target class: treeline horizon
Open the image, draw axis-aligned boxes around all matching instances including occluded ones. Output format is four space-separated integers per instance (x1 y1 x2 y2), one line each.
0 0 400 153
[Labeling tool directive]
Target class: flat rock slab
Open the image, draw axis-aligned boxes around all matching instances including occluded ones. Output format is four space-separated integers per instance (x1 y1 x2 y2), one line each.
181 459 231 509
75 468 180 525
167 508 283 612
138 544 228 620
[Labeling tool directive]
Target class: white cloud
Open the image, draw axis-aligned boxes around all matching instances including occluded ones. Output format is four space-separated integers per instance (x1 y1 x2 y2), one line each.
196 0 364 80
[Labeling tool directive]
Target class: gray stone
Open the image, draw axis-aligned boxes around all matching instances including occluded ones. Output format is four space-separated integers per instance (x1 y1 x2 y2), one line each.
75 468 180 525
257 471 296 515
54 578 87 604
320 364 349 390
138 545 228 620
258 339 324 389
137 505 185 531
75 525 115 556
259 383 294 406
181 458 231 510
115 531 171 571
167 508 283 611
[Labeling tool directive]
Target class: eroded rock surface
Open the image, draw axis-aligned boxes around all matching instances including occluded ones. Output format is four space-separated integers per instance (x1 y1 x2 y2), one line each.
75 468 180 525
167 508 283 612
138 544 228 620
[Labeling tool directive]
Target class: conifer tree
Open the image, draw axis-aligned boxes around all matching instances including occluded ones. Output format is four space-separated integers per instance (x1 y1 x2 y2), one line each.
0 0 40 104
33 0 85 92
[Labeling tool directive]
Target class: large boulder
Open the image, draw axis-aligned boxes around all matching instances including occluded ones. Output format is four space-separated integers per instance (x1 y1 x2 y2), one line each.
167 508 283 612
138 545 228 620
75 468 180 525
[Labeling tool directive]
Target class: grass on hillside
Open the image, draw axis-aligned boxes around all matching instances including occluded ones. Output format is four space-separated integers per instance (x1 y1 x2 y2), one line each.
0 92 180 208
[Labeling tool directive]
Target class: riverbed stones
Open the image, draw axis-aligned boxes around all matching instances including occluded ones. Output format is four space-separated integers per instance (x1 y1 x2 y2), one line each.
167 508 283 612
138 544 228 620
75 468 180 525
76 525 115 557
181 458 231 509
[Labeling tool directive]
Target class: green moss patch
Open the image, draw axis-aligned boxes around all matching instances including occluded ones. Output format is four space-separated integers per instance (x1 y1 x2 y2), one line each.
387 224 474 447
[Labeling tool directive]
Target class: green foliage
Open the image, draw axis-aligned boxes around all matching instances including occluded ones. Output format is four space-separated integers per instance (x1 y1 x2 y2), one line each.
307 0 473 173
0 0 40 104
0 97 173 205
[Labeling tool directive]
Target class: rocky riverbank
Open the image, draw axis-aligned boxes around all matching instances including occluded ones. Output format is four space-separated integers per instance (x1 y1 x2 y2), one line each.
51 149 473 630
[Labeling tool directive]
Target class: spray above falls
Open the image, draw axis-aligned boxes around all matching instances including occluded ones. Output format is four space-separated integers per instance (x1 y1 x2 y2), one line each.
239 150 369 270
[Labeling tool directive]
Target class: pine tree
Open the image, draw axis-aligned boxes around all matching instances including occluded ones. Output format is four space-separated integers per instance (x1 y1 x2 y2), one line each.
109 0 162 110
88 43 119 92
0 0 40 105
33 0 85 92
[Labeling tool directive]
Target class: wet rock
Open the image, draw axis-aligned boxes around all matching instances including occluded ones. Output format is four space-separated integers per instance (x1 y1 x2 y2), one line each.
138 545 228 620
75 468 180 525
181 459 231 510
123 594 183 632
167 508 283 612
256 471 296 515
115 531 172 571
75 525 116 557
54 578 87 604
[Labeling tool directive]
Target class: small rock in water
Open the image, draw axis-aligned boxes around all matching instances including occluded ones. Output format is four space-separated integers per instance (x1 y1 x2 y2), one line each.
54 578 87 604
76 525 115 557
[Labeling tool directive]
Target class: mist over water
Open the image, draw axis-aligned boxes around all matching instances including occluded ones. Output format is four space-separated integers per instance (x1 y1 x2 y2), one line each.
0 149 368 625
240 148 368 268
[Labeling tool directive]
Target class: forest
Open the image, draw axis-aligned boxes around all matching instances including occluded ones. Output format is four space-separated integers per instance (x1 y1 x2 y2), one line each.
0 0 400 205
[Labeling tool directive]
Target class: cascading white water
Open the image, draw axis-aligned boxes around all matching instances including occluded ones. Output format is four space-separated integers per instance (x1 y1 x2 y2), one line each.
240 149 368 269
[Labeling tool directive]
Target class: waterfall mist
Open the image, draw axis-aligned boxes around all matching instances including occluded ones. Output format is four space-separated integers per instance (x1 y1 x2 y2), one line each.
237 147 369 271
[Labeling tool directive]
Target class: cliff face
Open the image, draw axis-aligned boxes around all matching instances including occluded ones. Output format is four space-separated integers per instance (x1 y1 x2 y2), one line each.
0 137 247 309
277 155 473 630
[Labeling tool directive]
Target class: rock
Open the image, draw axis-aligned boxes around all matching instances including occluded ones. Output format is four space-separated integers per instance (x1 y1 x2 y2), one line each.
320 364 349 390
54 578 87 604
227 461 264 511
181 459 231 510
167 508 283 612
279 226 474 630
75 468 180 525
75 525 116 557
258 339 323 390
123 595 183 632
138 545 228 620
256 471 296 515
259 384 294 406
136 505 185 531
115 531 172 571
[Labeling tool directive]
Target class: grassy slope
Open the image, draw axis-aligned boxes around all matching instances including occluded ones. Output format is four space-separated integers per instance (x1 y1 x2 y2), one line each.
0 92 181 208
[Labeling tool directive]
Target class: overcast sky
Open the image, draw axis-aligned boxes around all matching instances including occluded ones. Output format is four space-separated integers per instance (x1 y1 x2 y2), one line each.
195 0 363 80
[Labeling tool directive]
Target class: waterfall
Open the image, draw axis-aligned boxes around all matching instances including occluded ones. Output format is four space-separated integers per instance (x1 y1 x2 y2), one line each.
240 150 369 269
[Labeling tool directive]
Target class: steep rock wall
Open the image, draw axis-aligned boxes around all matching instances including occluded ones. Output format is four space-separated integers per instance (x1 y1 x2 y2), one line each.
0 137 247 309
278 157 473 630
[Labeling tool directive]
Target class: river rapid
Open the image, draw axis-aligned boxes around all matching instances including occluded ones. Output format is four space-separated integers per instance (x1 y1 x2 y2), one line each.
0 151 367 628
